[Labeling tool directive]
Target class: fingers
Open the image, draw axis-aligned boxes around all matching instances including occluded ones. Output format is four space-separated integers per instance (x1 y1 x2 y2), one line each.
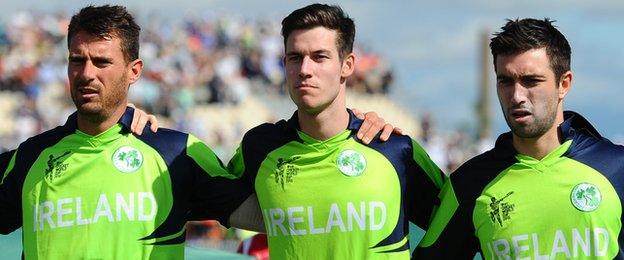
131 108 142 135
147 115 159 133
379 123 394 141
358 112 384 145
393 127 403 135
351 107 365 119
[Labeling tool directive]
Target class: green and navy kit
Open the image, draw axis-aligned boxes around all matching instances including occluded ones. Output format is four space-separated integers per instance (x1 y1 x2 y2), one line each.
0 107 251 259
228 109 445 259
416 111 624 259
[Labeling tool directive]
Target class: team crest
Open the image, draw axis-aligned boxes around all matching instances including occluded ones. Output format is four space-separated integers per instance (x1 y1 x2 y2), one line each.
336 150 366 177
571 183 601 212
112 146 143 173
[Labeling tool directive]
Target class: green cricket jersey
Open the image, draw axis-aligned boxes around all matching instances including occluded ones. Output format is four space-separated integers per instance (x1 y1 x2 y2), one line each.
228 109 445 259
416 111 624 259
0 107 252 259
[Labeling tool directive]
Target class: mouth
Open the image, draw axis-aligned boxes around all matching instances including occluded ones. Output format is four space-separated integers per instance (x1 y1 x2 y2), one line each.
78 87 99 99
509 109 532 123
296 83 315 89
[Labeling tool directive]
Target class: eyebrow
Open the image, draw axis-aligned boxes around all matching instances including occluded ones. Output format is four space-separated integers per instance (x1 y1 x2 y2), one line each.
496 73 546 80
68 54 113 63
286 49 333 57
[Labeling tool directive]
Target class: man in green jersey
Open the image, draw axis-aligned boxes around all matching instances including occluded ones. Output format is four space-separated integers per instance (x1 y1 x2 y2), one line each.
227 4 446 259
415 19 624 259
0 5 262 259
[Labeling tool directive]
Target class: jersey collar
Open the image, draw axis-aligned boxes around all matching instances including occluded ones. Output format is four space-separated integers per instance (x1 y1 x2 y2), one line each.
285 108 362 135
493 110 604 158
63 106 135 134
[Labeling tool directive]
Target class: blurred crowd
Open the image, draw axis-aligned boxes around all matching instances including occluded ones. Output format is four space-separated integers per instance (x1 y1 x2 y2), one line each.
0 10 394 151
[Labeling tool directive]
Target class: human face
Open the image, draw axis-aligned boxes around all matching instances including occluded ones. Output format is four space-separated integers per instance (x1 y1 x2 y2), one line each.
68 31 142 122
495 48 570 139
284 26 354 114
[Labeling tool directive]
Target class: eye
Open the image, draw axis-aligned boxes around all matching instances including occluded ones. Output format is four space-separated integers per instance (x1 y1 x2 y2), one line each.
497 78 513 87
522 78 541 87
313 54 329 62
286 55 302 63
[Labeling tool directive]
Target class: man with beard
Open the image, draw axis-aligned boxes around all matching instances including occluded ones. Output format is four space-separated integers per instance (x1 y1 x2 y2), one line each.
415 18 624 259
0 5 258 259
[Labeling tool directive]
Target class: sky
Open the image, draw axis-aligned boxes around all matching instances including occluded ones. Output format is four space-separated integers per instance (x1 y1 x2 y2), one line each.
2 0 622 140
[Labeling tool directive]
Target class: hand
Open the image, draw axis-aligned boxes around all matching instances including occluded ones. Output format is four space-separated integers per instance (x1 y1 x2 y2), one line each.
352 108 403 144
127 103 159 135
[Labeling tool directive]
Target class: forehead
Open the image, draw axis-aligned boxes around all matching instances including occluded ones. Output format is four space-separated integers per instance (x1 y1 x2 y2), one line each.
69 31 123 56
495 48 553 76
285 26 339 53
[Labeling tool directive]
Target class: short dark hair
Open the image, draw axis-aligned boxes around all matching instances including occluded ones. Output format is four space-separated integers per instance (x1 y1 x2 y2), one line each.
281 4 355 59
490 18 571 82
68 5 140 62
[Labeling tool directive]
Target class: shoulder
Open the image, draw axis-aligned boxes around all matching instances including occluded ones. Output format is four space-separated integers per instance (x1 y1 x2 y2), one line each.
135 128 190 164
240 120 297 150
242 121 290 142
366 133 413 157
450 149 516 204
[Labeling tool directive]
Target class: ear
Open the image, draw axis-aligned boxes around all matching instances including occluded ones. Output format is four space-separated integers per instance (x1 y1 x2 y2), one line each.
558 70 572 100
128 59 144 85
340 52 355 78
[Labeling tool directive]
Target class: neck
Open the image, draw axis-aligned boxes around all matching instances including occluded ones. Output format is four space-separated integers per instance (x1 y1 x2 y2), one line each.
297 92 349 141
512 113 565 160
77 105 126 136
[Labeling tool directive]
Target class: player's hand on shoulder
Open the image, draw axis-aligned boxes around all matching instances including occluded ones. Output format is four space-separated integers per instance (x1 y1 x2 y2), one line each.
352 108 403 144
128 103 159 135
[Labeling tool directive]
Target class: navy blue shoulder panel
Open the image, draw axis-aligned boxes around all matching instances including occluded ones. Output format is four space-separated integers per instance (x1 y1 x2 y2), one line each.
564 132 624 182
426 135 517 258
136 127 189 167
563 131 624 259
240 120 300 185
0 122 75 234
138 127 250 241
365 134 430 251
133 128 190 242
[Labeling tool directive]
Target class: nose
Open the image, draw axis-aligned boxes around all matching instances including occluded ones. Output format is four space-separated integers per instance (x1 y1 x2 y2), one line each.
75 60 97 83
510 82 527 106
298 56 312 78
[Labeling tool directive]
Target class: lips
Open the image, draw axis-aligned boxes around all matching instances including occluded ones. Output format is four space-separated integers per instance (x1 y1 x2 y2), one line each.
78 87 99 99
509 109 532 124
296 83 316 89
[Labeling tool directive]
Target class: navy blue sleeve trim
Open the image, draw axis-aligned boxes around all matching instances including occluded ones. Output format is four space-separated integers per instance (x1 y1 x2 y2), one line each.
0 122 75 234
240 121 300 187
414 147 517 259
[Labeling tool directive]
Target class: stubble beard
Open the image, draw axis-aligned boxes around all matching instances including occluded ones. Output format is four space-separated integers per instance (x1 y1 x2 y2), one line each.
73 72 129 125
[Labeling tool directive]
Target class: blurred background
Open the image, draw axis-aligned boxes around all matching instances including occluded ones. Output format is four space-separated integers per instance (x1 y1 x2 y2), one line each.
0 0 622 259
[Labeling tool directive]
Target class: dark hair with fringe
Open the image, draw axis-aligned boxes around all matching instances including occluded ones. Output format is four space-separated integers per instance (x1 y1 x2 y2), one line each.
281 3 355 59
490 18 571 82
68 5 140 63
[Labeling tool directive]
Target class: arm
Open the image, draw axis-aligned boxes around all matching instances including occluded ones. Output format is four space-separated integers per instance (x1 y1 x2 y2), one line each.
228 193 265 232
406 139 446 229
185 135 253 227
413 179 480 259
0 150 21 235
